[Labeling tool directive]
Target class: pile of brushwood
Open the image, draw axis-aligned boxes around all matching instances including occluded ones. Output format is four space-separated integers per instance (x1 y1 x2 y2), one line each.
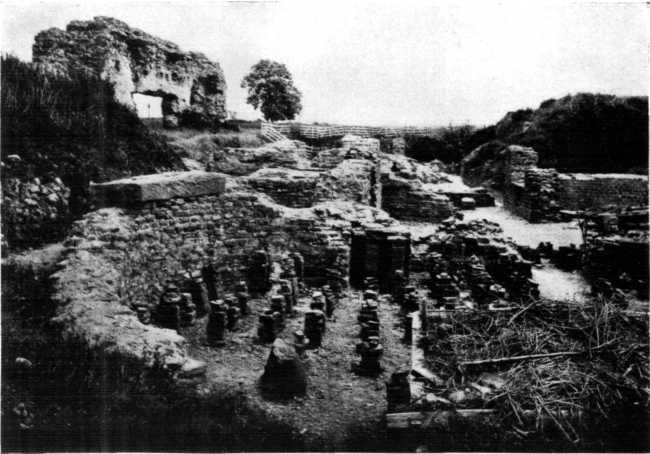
419 298 649 449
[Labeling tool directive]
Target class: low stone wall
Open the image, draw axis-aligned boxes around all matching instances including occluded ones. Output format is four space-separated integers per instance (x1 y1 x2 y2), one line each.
208 135 455 218
502 146 648 221
556 173 648 210
244 168 321 208
381 173 455 222
243 160 381 209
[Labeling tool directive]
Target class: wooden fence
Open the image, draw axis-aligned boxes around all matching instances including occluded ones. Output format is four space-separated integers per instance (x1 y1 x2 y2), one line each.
265 122 442 140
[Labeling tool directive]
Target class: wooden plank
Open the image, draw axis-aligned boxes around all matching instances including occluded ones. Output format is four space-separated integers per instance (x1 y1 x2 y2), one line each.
410 311 445 386
387 409 582 430
386 410 495 429
411 365 444 385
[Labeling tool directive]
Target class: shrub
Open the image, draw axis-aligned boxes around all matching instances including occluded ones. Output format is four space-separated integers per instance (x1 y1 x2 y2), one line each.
404 125 475 163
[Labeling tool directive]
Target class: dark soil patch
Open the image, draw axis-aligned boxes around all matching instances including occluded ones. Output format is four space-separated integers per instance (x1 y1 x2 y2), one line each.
183 289 411 450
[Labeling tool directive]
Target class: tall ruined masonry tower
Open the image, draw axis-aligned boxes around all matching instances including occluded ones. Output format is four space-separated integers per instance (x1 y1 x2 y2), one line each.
33 16 226 127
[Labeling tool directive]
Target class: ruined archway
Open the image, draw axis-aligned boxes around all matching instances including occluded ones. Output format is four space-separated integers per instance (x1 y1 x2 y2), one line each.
33 16 227 128
133 93 163 123
133 91 181 127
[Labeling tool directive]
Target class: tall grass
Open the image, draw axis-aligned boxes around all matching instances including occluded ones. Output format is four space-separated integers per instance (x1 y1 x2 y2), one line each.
1 55 183 248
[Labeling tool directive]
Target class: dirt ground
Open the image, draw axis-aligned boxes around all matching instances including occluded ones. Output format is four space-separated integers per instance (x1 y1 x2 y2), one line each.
183 288 411 449
462 204 583 248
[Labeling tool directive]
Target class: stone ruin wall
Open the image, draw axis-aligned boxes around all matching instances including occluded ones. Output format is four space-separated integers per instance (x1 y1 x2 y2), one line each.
33 16 226 127
503 146 648 221
381 175 455 222
243 160 379 209
556 174 648 211
122 191 355 302
46 134 477 377
213 135 456 223
51 171 396 373
210 137 383 210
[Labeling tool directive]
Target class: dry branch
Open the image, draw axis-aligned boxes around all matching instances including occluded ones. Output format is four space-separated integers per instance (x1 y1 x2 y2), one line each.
460 351 583 369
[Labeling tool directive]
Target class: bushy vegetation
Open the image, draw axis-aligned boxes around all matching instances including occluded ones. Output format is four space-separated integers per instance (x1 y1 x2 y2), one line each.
507 94 647 173
407 94 648 175
471 94 648 174
404 125 475 164
1 55 183 249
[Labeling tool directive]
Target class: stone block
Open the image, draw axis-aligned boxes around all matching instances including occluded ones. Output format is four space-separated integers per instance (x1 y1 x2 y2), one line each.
260 339 307 398
91 171 226 207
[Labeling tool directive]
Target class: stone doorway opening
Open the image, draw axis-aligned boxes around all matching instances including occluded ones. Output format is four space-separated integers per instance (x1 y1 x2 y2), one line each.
133 93 163 122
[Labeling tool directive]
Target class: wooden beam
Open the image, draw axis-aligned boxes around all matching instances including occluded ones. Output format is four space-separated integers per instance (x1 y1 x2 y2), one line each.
386 410 495 429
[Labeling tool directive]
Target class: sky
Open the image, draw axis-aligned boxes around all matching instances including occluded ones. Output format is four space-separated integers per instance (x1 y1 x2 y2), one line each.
1 0 648 126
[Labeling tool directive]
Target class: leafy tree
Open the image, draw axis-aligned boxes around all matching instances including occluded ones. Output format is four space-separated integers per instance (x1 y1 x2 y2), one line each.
241 59 302 122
